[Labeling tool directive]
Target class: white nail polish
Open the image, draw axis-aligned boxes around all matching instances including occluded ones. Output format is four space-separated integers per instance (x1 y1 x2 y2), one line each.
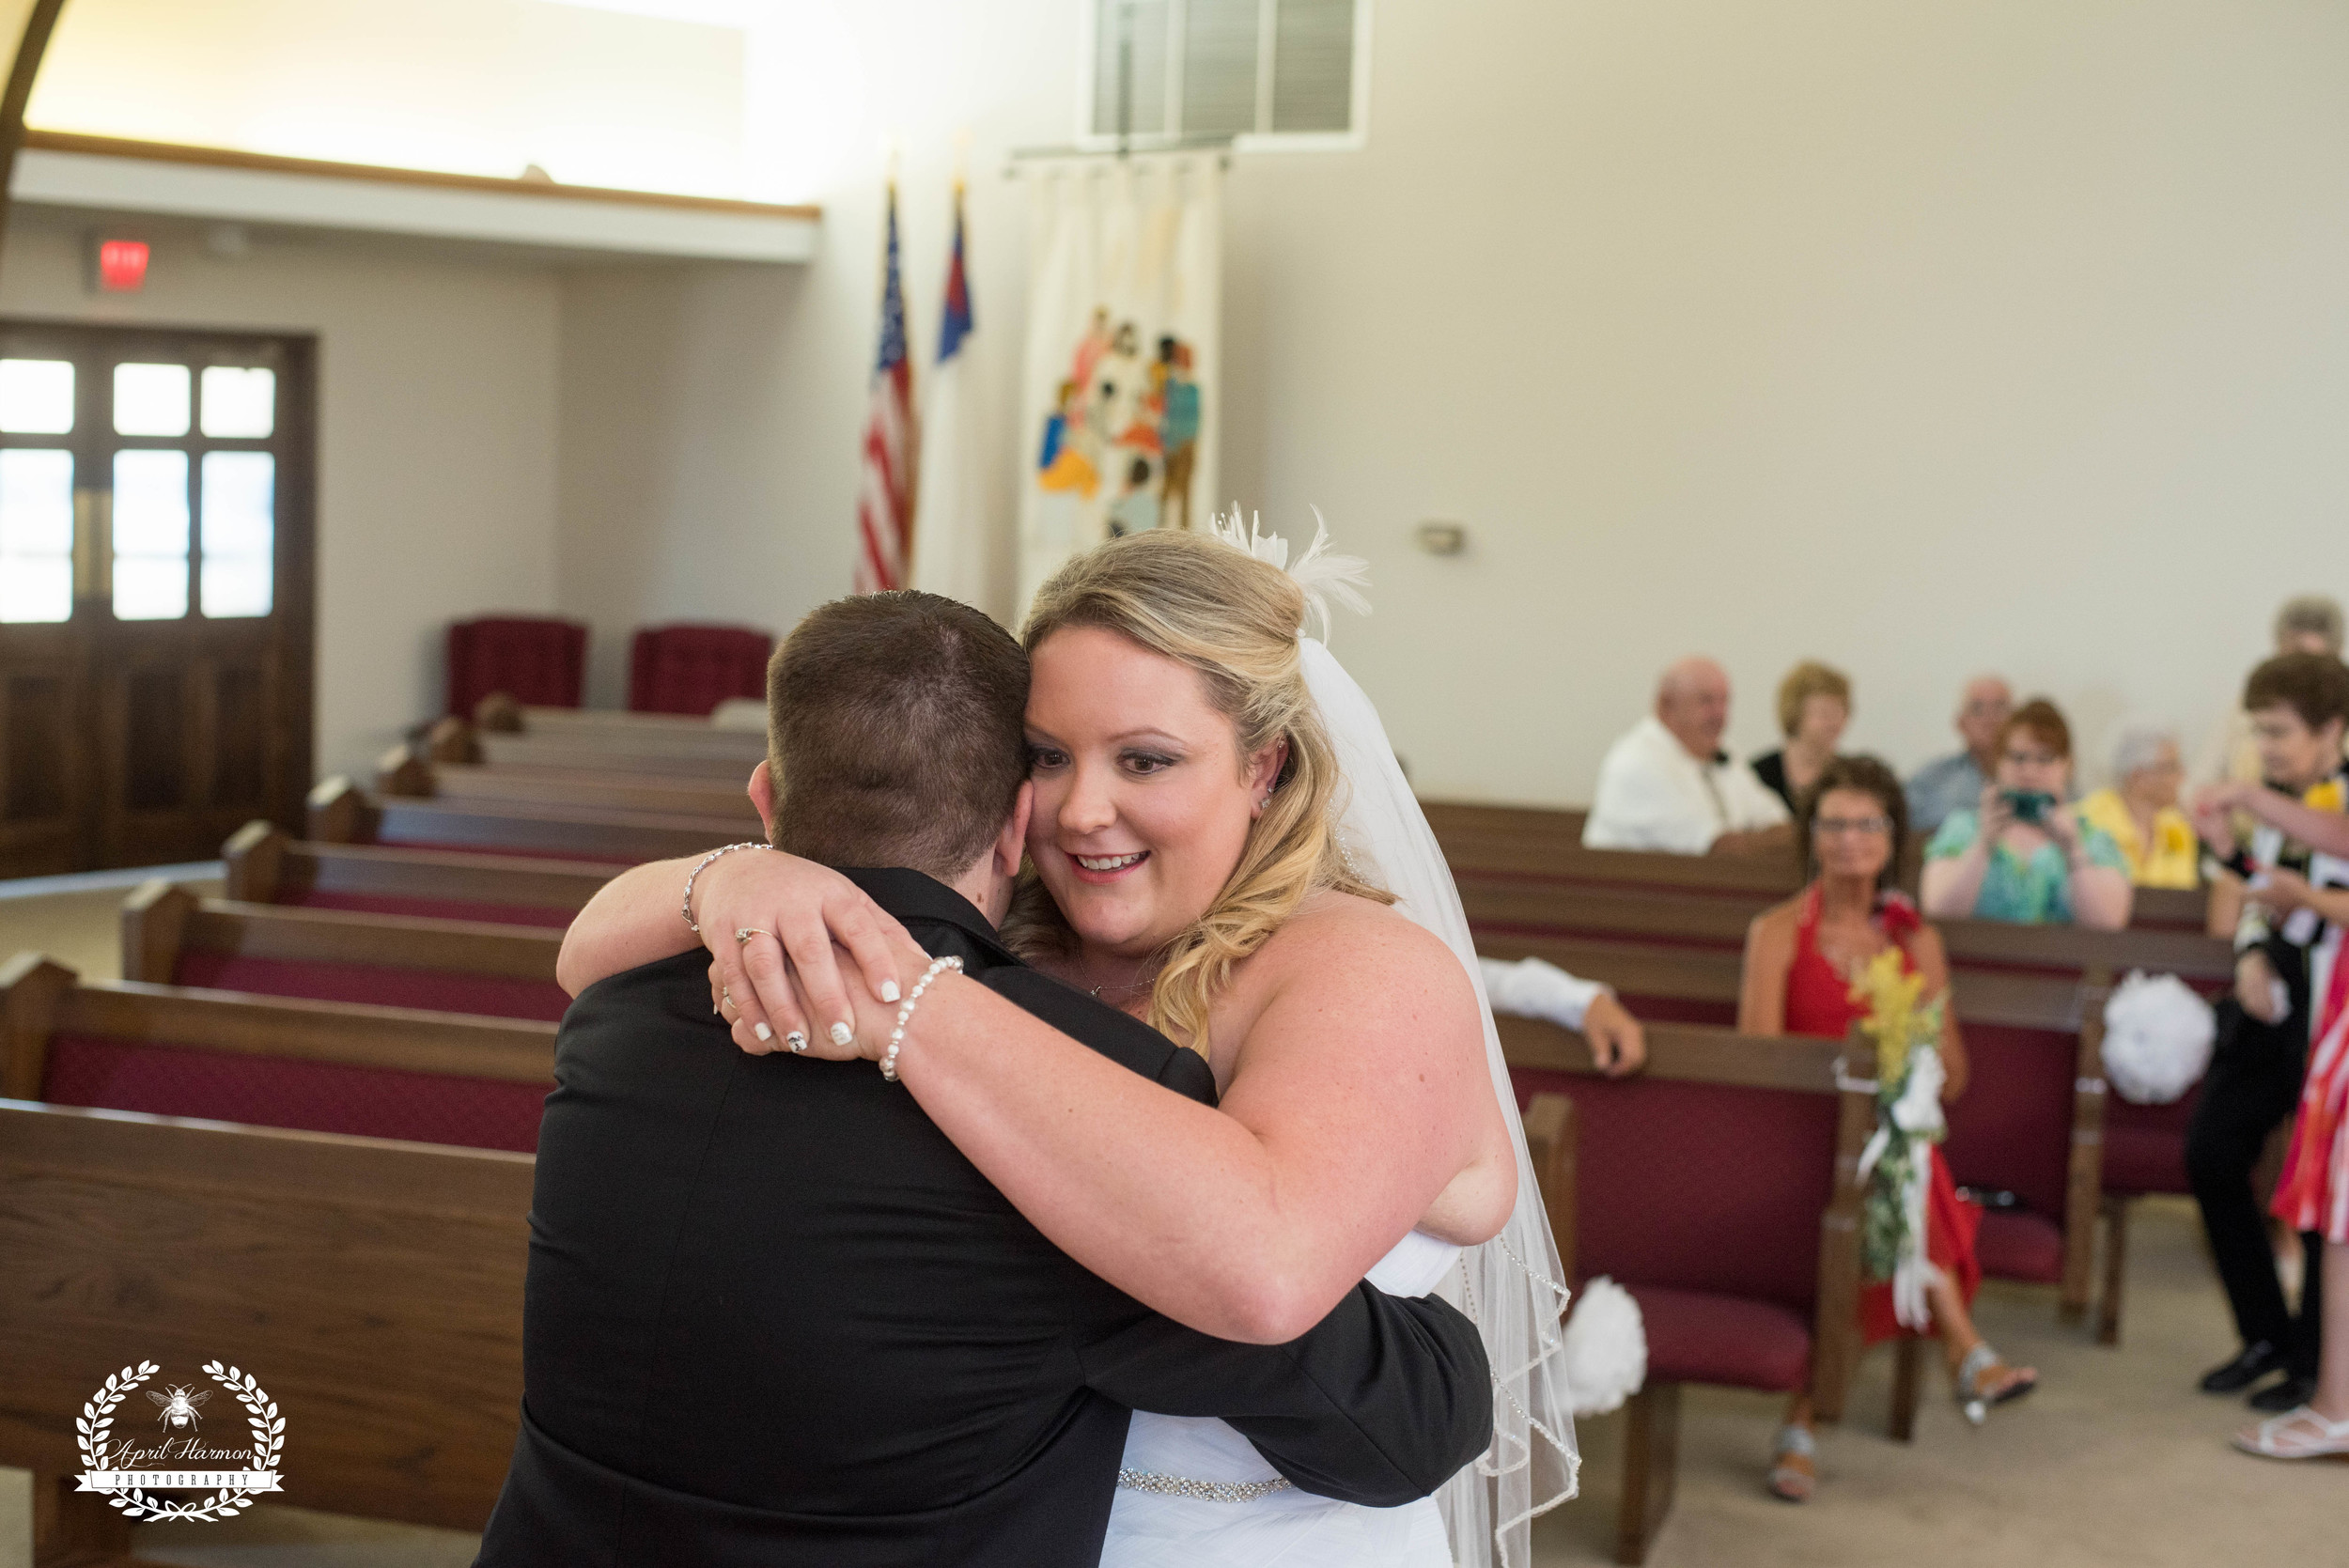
880 980 901 1003
754 1022 772 1043
830 1021 855 1048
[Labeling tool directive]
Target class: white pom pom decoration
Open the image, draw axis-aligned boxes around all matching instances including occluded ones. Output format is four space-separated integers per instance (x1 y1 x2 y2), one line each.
2101 970 2217 1105
1561 1276 1647 1417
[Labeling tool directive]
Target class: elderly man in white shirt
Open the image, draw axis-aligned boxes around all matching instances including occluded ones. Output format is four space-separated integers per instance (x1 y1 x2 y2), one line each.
1583 655 1793 855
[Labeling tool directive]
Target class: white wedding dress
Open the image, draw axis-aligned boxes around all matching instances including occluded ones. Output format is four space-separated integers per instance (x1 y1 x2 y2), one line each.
1101 1228 1462 1567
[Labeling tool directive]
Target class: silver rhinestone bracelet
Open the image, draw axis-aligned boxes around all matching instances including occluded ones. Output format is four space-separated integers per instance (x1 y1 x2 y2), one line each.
681 842 769 935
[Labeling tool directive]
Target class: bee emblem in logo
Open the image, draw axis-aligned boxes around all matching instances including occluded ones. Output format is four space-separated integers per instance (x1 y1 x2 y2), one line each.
148 1384 211 1430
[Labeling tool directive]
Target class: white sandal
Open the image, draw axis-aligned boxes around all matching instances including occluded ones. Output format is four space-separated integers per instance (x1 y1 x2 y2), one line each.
1953 1342 2038 1426
2233 1405 2349 1461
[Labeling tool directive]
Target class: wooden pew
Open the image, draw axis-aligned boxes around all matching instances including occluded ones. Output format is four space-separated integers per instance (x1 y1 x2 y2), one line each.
2 953 555 1153
0 1098 530 1559
1503 1017 1868 1565
223 821 613 928
378 742 764 824
122 882 569 1023
428 714 766 783
474 693 770 757
1477 924 2215 1339
307 776 749 864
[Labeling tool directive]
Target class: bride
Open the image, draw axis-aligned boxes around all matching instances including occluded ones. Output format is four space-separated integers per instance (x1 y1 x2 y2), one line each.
555 518 1579 1566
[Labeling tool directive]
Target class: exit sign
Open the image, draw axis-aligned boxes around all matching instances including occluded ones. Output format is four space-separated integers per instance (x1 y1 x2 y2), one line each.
93 238 149 292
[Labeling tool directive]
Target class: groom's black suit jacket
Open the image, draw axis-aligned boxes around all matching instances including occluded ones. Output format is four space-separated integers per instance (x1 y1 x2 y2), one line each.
474 868 1491 1568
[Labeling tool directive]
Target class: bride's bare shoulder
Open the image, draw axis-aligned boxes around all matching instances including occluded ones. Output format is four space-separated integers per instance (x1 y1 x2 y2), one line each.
1253 888 1468 986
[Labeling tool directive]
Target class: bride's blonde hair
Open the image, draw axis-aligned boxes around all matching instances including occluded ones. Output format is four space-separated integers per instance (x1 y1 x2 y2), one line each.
1004 529 1392 1053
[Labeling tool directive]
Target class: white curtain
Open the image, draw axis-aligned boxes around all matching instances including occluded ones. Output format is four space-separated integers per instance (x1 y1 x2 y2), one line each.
1016 154 1221 621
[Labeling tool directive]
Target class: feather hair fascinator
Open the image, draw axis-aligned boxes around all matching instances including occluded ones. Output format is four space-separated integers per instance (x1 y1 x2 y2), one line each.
1207 505 1371 643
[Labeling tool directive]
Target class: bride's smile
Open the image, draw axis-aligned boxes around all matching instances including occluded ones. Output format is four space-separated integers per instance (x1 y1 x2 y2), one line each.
1025 624 1285 964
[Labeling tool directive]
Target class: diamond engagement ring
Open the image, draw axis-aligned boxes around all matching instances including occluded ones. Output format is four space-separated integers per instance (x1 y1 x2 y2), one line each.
735 927 772 945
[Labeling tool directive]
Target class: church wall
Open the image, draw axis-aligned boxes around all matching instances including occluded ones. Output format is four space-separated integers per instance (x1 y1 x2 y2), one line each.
0 218 563 780
556 0 2349 801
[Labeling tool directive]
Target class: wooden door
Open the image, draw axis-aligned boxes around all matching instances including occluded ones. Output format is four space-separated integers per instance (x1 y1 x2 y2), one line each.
0 321 314 876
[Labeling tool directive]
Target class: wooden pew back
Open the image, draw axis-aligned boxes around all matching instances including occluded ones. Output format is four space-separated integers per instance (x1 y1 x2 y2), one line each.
2 954 555 1153
0 1099 529 1546
379 742 764 825
307 776 744 863
224 821 610 927
124 881 569 1023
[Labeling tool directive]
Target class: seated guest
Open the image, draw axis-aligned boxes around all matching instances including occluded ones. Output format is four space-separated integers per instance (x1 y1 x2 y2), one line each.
1582 655 1791 855
1750 660 1851 815
1920 698 2133 928
1741 755 2034 1502
2198 595 2345 785
1906 675 2013 835
2075 726 2199 889
1479 955 1648 1076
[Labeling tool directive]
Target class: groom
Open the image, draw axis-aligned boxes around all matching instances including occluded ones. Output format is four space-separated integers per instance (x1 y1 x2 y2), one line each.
474 591 1493 1567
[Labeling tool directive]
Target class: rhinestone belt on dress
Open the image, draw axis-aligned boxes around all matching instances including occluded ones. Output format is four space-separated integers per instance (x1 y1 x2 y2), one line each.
1116 1468 1296 1502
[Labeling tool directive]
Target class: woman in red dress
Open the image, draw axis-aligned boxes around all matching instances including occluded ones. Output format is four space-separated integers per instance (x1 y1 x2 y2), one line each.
1740 754 2036 1501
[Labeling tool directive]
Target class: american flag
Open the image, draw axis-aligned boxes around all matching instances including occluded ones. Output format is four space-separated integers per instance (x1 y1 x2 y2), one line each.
856 185 918 593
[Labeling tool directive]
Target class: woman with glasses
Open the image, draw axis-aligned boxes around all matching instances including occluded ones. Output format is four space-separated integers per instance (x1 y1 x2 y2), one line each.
1920 698 2134 927
1740 755 2035 1502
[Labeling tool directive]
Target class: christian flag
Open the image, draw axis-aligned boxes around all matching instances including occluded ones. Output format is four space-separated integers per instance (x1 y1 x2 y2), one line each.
855 184 917 593
910 182 995 613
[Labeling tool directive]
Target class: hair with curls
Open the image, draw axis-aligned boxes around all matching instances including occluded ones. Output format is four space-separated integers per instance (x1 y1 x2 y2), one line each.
1003 529 1393 1053
1793 753 1908 892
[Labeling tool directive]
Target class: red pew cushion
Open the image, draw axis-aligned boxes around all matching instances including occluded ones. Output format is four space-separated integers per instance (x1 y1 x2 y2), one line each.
2102 1094 2196 1197
1974 1208 2064 1282
42 1036 545 1153
1624 1283 1812 1392
1940 1022 2074 1221
172 952 571 1023
288 889 576 928
1512 1067 1834 1317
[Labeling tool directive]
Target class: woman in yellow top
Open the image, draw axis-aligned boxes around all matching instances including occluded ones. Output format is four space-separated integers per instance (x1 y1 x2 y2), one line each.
2077 727 2200 889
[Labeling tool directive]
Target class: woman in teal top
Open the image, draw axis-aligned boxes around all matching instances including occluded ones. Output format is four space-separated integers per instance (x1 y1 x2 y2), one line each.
1920 698 2135 929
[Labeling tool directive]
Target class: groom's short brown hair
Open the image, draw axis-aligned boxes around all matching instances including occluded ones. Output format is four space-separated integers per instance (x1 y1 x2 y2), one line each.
767 592 1029 879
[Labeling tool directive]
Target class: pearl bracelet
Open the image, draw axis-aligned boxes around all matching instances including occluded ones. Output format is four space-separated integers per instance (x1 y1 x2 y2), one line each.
682 842 770 935
880 955 964 1082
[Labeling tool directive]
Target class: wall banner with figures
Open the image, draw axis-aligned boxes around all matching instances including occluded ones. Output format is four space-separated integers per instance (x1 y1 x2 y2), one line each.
1016 154 1221 618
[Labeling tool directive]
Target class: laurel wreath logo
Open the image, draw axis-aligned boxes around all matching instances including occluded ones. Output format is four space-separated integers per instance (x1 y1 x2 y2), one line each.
75 1359 287 1522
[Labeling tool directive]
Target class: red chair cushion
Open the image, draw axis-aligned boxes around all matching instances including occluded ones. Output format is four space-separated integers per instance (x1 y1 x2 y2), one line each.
1512 1067 1835 1317
629 624 773 717
288 889 575 928
172 952 570 1023
42 1036 546 1153
1973 1208 2065 1282
447 616 587 717
2102 1094 2197 1196
1940 1022 2075 1222
1622 1282 1813 1392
